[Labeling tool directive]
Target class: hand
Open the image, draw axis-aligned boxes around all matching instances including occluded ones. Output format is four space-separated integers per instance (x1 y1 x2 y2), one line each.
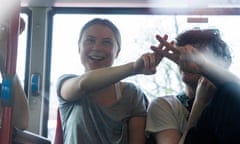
177 45 206 74
133 52 157 75
151 34 181 64
195 77 216 104
151 34 207 74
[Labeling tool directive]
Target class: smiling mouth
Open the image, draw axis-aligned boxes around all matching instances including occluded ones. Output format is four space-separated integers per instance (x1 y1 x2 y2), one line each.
88 55 105 61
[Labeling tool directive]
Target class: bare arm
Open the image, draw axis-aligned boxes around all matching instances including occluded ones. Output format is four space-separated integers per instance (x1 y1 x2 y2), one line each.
147 96 182 144
155 129 181 144
61 53 159 101
198 59 240 87
151 34 232 144
128 117 146 144
178 77 215 144
154 80 213 144
151 34 240 87
11 75 29 130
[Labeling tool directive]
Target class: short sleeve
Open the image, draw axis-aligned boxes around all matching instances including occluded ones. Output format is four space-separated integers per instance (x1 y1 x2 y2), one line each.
123 83 147 117
56 74 77 105
146 96 187 133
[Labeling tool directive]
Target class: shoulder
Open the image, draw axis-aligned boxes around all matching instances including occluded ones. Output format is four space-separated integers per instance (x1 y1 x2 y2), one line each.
146 95 188 132
150 95 180 107
57 74 78 84
147 95 183 115
56 74 79 97
121 82 146 100
120 82 148 108
122 82 144 94
57 74 79 88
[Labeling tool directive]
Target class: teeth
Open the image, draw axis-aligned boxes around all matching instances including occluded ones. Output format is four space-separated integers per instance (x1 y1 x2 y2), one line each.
89 55 104 61
88 51 105 61
89 53 104 61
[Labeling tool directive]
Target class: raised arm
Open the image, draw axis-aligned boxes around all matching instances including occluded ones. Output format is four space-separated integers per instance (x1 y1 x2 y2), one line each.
60 52 159 101
150 34 240 144
178 77 216 144
151 34 240 87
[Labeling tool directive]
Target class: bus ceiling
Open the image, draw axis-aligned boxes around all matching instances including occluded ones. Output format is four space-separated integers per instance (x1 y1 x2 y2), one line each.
20 0 240 8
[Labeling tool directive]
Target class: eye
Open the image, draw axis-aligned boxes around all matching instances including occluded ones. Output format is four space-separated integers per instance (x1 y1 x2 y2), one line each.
102 39 113 46
86 38 95 43
84 37 95 45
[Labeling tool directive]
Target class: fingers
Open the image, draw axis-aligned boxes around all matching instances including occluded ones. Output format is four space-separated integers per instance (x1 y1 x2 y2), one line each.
198 76 215 89
196 76 216 102
143 53 156 71
140 53 157 74
142 53 151 70
150 46 163 63
151 34 180 64
155 35 179 54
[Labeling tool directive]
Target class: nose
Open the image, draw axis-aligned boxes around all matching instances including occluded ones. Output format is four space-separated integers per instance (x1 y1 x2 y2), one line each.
92 41 102 50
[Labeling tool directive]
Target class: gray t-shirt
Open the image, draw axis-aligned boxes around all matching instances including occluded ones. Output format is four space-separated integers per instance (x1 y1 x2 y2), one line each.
57 74 147 144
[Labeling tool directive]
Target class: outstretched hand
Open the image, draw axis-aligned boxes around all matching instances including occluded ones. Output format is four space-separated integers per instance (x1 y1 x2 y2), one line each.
133 52 157 75
133 35 170 75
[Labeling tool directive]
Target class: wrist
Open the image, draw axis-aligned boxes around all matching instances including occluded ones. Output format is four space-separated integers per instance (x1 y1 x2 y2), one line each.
128 62 138 75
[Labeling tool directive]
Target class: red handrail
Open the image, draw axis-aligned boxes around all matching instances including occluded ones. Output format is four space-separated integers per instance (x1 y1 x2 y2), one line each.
0 0 21 144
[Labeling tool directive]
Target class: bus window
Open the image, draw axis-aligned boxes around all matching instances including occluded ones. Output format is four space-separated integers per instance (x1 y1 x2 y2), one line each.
48 13 240 142
18 13 28 88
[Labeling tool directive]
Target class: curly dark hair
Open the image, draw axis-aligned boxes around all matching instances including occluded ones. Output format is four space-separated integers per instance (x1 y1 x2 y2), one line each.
175 29 232 68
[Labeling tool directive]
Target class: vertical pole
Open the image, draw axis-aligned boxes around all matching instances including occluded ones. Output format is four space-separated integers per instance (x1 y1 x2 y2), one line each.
0 0 20 143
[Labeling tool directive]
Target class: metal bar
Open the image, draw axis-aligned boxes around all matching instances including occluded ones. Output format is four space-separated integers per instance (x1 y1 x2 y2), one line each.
0 0 20 144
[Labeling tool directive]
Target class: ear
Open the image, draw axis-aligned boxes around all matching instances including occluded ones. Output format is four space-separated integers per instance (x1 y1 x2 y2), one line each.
115 49 120 59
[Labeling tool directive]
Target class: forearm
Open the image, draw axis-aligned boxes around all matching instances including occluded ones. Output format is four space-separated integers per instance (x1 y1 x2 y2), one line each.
12 75 29 130
80 62 136 92
179 100 206 144
61 62 137 101
129 117 146 144
200 61 239 87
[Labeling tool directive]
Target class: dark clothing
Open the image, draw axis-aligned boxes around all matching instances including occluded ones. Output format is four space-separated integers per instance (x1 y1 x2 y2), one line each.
176 92 194 112
185 82 240 144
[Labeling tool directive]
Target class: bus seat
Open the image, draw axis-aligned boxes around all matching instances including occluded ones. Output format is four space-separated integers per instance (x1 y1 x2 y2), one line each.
12 128 51 144
54 108 63 144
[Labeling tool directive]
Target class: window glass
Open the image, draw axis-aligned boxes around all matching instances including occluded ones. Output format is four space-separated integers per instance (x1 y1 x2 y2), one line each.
18 13 28 85
48 14 240 141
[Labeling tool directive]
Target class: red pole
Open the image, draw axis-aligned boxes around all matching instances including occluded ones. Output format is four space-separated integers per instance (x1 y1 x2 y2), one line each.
0 0 20 143
6 2 20 75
